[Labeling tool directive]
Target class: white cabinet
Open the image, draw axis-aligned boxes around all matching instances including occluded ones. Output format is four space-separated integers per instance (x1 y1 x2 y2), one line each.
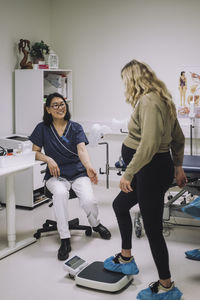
15 69 72 136
12 69 72 208
0 161 48 208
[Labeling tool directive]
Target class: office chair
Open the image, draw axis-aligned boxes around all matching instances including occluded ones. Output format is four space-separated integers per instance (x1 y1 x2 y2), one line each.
33 187 92 239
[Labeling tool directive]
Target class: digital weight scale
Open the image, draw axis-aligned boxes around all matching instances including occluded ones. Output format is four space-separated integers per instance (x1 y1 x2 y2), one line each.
64 256 133 292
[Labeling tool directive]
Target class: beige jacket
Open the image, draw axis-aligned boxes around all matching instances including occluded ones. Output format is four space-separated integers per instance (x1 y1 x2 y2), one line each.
123 92 185 182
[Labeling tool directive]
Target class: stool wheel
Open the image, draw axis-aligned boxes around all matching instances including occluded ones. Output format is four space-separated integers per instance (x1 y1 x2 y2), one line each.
43 224 48 229
85 228 92 236
135 227 142 238
34 232 41 239
134 214 142 238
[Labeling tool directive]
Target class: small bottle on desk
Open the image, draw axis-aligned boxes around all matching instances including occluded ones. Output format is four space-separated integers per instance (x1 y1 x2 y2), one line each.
6 149 13 156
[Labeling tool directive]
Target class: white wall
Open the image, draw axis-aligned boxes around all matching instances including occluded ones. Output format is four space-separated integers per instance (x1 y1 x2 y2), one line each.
1 0 200 185
51 0 200 121
0 0 51 136
50 0 200 185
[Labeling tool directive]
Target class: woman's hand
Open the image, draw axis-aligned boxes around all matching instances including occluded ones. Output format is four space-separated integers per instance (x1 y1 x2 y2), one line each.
175 166 187 188
86 167 98 184
120 176 133 193
32 144 60 177
47 157 60 177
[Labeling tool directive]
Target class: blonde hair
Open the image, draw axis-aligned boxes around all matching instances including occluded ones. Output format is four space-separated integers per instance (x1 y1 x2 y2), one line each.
121 59 177 119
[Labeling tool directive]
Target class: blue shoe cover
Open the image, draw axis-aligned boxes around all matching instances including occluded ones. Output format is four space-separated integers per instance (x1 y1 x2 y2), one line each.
181 197 200 220
136 287 182 300
104 255 139 275
185 249 200 261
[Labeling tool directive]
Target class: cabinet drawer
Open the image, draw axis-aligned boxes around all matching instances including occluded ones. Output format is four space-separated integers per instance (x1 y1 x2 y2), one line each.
33 162 46 190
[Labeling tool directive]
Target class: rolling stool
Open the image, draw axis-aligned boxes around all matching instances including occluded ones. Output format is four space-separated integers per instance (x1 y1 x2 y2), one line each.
33 187 92 239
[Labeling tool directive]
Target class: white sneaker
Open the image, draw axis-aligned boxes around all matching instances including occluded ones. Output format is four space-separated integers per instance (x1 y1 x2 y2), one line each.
149 281 174 293
136 281 183 299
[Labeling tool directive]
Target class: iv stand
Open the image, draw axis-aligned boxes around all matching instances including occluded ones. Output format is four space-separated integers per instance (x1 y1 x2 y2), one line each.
189 102 195 156
190 122 195 156
98 129 128 189
99 142 110 189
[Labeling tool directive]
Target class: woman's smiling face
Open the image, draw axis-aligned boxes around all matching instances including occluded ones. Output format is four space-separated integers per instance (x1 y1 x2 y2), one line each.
47 97 67 120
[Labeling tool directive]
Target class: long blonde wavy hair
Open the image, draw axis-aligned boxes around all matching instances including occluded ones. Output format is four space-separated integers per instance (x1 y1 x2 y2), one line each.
121 59 177 119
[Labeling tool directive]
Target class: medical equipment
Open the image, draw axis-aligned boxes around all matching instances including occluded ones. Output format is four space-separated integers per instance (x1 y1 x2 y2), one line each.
0 134 46 208
134 155 200 238
163 155 200 222
88 123 112 147
99 142 127 188
100 147 200 236
88 123 114 188
88 121 128 188
64 256 133 292
89 121 128 188
64 256 88 277
111 118 128 132
97 117 200 235
0 135 35 168
88 119 128 148
0 134 32 154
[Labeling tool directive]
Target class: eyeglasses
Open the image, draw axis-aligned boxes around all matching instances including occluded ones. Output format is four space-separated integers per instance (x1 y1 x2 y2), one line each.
50 102 66 110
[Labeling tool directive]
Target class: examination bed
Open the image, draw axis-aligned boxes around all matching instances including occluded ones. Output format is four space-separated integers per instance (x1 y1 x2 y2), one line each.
134 155 200 237
163 155 200 220
100 151 200 237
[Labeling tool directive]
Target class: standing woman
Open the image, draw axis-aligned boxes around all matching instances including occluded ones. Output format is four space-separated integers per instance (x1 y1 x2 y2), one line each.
104 60 187 299
29 93 111 261
179 71 187 107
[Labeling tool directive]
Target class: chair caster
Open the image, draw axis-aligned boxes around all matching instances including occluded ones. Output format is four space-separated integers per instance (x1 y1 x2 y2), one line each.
33 232 41 239
85 228 92 236
134 212 142 238
135 227 142 238
43 223 49 230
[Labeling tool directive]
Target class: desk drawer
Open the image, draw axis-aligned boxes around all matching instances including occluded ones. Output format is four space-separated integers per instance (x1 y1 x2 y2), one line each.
33 162 46 190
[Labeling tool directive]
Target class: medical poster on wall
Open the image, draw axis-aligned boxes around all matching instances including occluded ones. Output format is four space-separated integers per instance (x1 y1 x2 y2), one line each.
176 67 200 119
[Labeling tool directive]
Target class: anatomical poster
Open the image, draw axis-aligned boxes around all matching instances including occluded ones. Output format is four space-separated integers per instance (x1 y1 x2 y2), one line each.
177 67 200 118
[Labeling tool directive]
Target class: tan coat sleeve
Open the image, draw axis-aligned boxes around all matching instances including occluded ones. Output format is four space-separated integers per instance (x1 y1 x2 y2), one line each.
124 101 164 182
170 119 185 166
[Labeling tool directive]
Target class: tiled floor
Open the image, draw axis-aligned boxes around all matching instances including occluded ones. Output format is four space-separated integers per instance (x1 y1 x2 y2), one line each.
0 184 200 300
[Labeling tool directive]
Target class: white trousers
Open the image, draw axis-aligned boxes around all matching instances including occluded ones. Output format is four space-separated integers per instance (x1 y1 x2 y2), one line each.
46 176 100 239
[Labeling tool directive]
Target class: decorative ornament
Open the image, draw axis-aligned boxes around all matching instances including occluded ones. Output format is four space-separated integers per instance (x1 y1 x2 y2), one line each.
18 39 33 69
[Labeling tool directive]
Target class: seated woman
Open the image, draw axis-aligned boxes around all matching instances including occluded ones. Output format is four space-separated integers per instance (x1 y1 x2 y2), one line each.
29 92 111 260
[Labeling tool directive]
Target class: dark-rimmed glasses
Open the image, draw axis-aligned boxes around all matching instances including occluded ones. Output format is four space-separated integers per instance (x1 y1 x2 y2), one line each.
50 102 66 110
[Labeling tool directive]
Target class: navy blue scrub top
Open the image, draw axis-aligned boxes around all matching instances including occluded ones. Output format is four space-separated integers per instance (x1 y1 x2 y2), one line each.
29 121 89 181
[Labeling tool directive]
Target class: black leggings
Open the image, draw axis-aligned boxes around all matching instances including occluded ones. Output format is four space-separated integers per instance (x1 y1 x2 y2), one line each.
113 144 174 279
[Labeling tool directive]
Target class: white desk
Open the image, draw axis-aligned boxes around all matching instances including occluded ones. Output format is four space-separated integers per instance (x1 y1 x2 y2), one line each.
0 163 36 259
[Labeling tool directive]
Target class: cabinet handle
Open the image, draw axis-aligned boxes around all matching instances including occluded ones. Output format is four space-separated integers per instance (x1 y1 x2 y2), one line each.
40 170 46 174
40 162 46 166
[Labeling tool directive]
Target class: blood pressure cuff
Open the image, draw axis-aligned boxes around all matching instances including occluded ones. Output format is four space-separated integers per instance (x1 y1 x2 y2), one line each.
181 196 200 220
